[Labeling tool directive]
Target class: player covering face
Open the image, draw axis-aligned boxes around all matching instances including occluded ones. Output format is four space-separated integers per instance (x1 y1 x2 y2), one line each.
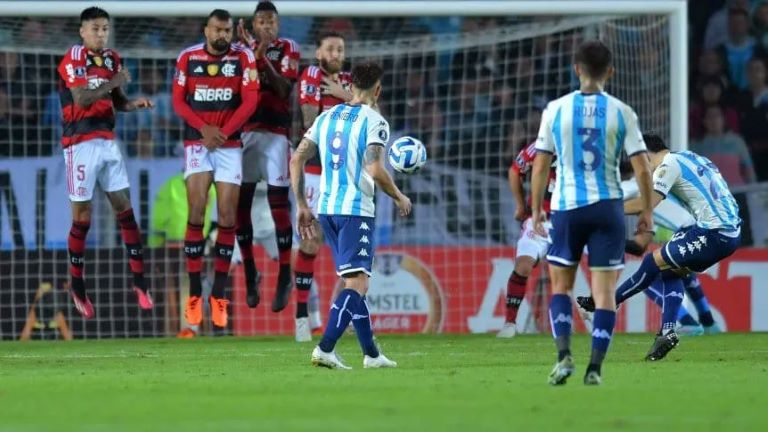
234 1 300 314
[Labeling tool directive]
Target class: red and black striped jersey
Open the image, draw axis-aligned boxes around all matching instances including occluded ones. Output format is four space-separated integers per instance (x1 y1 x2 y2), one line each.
299 65 352 112
172 43 260 148
299 65 352 173
242 38 300 136
512 141 557 215
57 45 120 148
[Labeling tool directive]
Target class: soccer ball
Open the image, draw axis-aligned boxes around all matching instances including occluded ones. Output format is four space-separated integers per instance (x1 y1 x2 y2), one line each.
388 136 427 173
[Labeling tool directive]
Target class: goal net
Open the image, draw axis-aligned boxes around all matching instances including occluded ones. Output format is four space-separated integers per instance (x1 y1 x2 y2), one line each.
0 6 678 339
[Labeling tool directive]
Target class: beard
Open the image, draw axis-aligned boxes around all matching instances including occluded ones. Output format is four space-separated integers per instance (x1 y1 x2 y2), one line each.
211 38 230 52
320 58 342 74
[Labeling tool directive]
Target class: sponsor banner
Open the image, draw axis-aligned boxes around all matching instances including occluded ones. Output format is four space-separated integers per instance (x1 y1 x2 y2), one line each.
0 156 179 250
232 246 768 335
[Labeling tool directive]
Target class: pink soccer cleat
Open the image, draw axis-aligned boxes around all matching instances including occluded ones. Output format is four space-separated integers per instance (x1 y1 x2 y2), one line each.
70 290 95 319
134 287 154 310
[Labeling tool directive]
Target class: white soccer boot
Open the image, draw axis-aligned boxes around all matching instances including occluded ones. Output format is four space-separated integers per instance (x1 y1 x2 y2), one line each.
363 353 398 368
496 322 518 338
295 317 312 342
311 346 351 370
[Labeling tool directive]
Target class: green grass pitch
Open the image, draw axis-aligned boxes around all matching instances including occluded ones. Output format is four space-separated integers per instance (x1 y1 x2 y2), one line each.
1 333 767 431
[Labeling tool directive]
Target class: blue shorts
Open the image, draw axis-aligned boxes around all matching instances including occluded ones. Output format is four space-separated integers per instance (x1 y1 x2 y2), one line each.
661 225 741 272
547 199 625 269
318 214 375 276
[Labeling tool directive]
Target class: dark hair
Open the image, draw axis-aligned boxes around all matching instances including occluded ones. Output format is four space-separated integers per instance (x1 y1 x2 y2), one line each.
728 7 749 19
574 40 613 78
316 31 344 48
351 61 383 90
80 7 109 23
643 133 669 153
255 1 278 14
208 9 232 24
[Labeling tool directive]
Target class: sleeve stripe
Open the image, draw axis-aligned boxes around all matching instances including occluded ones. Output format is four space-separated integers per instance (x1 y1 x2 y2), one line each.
176 43 204 62
536 149 554 155
627 149 648 158
653 189 667 198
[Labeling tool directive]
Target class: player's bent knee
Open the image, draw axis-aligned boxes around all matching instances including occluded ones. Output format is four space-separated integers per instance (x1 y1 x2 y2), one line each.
71 201 92 222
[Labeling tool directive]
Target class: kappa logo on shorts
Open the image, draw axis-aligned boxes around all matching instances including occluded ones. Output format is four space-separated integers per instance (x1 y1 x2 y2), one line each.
698 235 708 246
359 222 370 231
189 158 200 168
678 245 687 257
75 187 88 197
358 248 369 257
360 235 370 244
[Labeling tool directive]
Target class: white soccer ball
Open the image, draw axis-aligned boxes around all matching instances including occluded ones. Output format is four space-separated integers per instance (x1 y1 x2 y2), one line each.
387 136 427 174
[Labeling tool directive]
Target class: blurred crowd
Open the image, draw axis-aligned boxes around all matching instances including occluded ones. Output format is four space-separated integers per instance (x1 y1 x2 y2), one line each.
1 4 767 184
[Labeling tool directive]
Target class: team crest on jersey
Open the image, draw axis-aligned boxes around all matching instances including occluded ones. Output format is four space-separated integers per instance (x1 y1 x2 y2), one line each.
305 84 316 95
92 56 103 67
104 57 114 71
378 129 388 141
207 64 219 76
658 168 667 178
221 63 236 77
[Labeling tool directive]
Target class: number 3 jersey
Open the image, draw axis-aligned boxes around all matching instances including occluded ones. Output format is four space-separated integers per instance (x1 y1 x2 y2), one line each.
535 90 647 211
303 103 389 218
653 151 741 232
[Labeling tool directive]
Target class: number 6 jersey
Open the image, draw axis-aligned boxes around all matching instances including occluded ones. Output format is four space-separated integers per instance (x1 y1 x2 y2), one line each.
535 90 647 211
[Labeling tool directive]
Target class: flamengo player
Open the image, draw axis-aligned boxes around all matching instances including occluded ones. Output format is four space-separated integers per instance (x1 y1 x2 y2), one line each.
173 9 259 334
290 62 411 369
294 31 353 342
58 7 155 318
531 40 654 385
497 142 556 338
235 0 300 312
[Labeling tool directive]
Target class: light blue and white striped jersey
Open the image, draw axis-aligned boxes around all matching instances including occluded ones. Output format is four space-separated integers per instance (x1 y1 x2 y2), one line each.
535 91 647 211
653 151 741 232
622 179 695 231
303 103 389 217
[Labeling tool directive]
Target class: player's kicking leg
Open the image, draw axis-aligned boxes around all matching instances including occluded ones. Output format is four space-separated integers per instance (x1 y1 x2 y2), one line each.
498 218 547 338
643 277 704 336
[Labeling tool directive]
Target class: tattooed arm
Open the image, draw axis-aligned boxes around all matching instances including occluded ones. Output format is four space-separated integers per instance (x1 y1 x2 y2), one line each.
364 144 412 216
290 138 317 208
290 138 319 239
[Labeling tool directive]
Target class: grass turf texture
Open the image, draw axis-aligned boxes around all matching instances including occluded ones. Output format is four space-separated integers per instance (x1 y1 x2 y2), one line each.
1 334 766 431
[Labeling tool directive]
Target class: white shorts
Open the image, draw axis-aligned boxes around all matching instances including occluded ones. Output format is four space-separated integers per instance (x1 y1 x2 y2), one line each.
241 131 290 186
305 172 322 218
184 145 242 185
516 217 551 261
63 138 130 202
